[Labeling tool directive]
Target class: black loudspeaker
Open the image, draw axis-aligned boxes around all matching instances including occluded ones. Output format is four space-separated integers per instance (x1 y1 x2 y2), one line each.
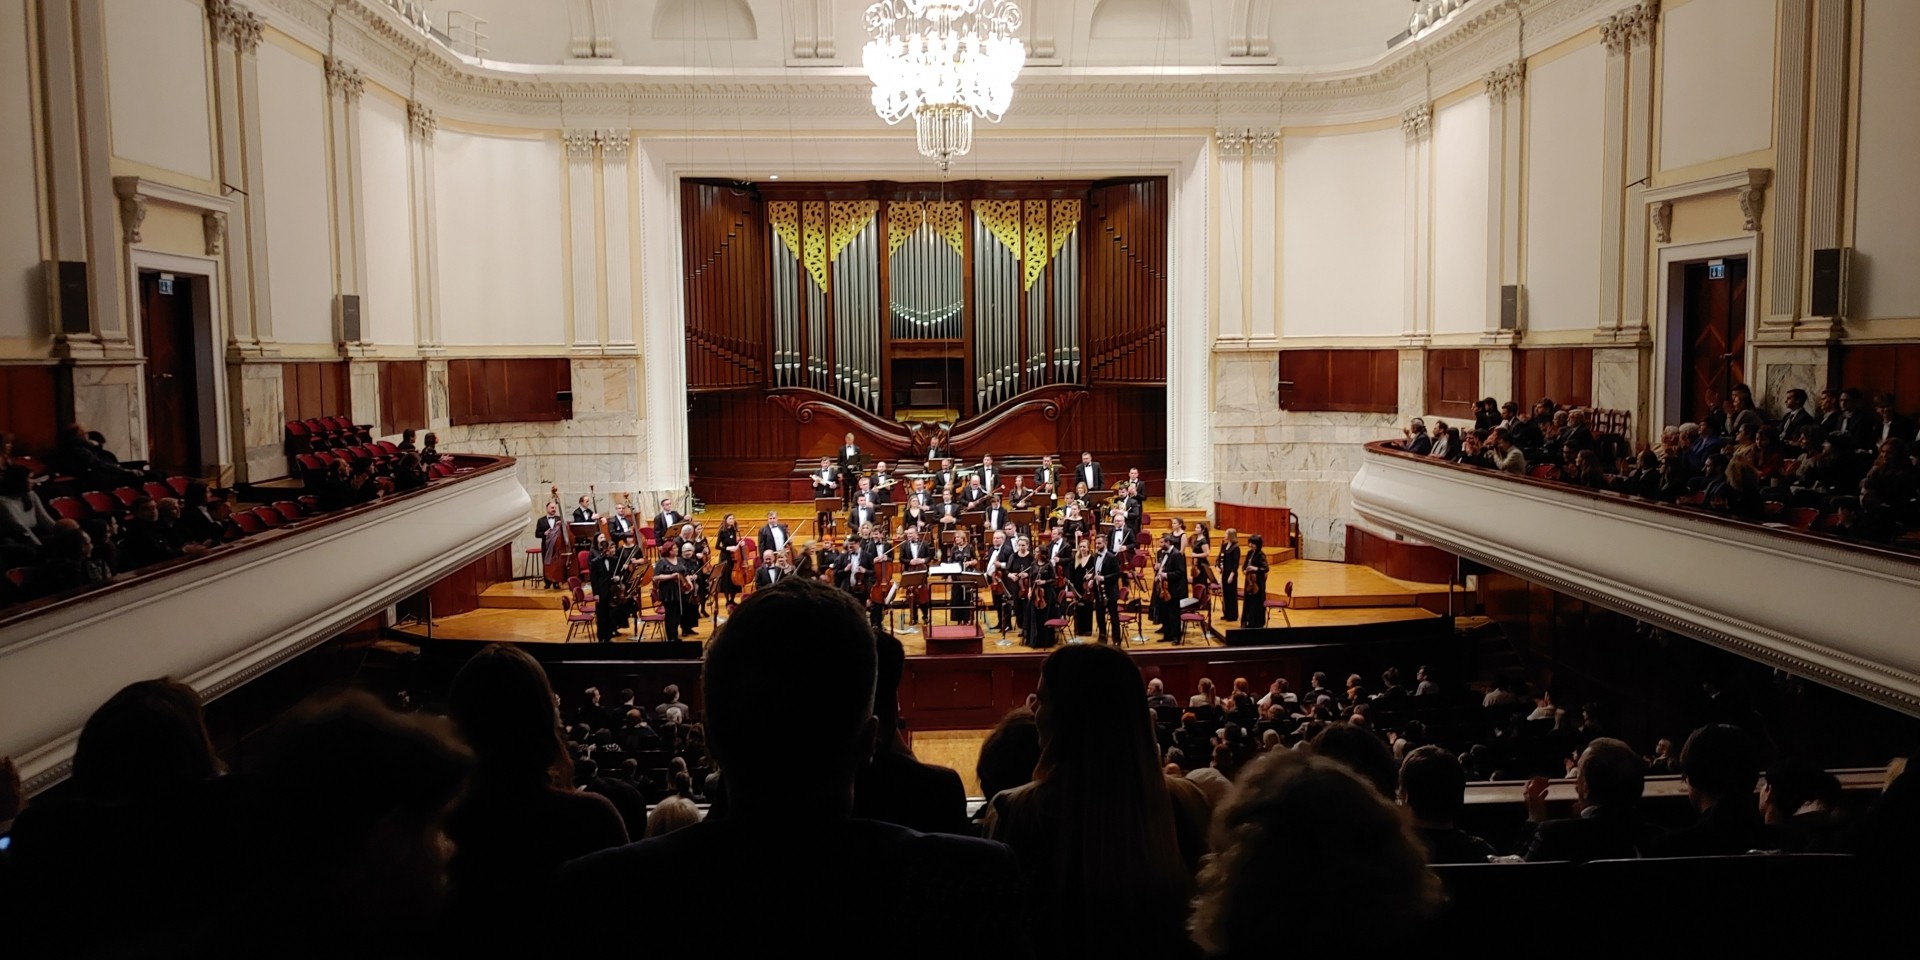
336 293 363 342
1499 284 1523 331
555 390 573 404
1810 247 1849 318
53 260 90 334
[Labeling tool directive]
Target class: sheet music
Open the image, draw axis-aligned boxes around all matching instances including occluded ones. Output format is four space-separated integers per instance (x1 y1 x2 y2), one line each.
929 563 966 575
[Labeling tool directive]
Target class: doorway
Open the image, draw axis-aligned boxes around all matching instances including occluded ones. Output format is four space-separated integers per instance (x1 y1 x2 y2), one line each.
1667 255 1748 427
138 271 202 474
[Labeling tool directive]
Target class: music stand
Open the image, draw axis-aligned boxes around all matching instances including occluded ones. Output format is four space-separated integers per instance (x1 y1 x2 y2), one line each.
1006 509 1036 538
568 521 602 551
894 569 930 635
1087 490 1115 507
959 510 986 532
813 497 840 537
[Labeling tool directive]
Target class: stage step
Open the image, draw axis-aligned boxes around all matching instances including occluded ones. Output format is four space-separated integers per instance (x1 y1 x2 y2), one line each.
479 581 566 610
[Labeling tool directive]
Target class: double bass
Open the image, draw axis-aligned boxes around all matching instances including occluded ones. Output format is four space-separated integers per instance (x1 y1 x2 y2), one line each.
542 484 576 586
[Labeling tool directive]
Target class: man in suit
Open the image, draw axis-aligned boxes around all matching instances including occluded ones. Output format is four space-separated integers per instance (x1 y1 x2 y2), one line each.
852 476 877 516
1120 484 1143 535
1778 388 1816 442
554 578 1029 955
1083 534 1123 643
960 475 989 511
982 529 1014 634
898 527 936 624
1146 678 1179 711
758 510 792 558
1522 737 1661 862
1124 466 1144 497
1831 388 1881 452
1076 451 1103 492
853 631 970 835
753 548 785 589
976 455 1001 496
572 495 598 524
1428 423 1459 461
1032 455 1060 498
1107 505 1134 560
811 456 840 497
1874 393 1914 447
983 497 1009 537
1558 408 1595 464
849 494 883 537
933 458 959 496
1401 419 1433 455
653 498 684 544
837 433 862 508
870 461 896 505
934 490 963 530
1399 747 1497 865
535 501 565 588
589 537 629 641
606 503 636 546
651 551 689 643
1649 723 1765 857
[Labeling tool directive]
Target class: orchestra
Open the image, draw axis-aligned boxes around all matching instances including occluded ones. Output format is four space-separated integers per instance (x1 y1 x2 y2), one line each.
523 452 1272 647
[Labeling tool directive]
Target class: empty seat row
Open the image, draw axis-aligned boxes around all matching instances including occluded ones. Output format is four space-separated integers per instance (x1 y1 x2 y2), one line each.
284 415 372 455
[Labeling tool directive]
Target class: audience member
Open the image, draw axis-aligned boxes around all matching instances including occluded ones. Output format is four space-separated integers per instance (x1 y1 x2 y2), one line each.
1759 758 1844 852
1191 750 1441 956
984 643 1210 957
853 631 969 834
976 708 1042 806
1650 723 1764 856
644 796 701 838
1522 738 1658 862
555 577 1028 955
1398 745 1496 864
1308 722 1399 799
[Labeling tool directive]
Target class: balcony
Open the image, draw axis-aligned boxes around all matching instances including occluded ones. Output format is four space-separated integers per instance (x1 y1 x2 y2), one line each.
1351 442 1920 716
0 456 531 794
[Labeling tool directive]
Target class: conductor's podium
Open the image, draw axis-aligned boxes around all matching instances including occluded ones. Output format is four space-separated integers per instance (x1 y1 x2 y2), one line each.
924 623 984 655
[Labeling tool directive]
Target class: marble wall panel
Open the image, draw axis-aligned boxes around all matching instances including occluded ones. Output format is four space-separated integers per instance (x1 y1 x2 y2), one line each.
1753 345 1832 416
349 361 381 434
1592 346 1649 438
235 362 286 482
71 363 142 463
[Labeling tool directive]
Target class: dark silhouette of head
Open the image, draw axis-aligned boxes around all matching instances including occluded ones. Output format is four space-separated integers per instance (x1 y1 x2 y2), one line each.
449 643 570 790
1309 722 1399 798
976 707 1040 802
72 677 223 804
1397 745 1468 826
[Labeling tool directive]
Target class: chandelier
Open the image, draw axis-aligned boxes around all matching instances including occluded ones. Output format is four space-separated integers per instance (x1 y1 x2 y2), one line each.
863 1 1026 172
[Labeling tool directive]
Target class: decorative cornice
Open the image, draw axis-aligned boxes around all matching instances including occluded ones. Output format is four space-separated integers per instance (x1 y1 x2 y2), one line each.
1402 104 1434 143
324 56 365 103
1483 60 1526 105
407 100 437 142
1643 168 1771 234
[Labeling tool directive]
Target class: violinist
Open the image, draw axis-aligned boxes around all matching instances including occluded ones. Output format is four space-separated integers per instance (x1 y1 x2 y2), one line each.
652 542 693 643
901 495 931 534
673 536 704 636
1191 521 1216 598
1005 536 1038 646
589 536 631 642
1240 534 1270 629
899 527 937 625
1043 525 1070 569
572 495 597 524
753 548 786 589
1086 535 1124 645
948 526 978 625
716 513 743 610
607 502 637 546
1026 543 1057 649
534 501 565 589
1219 528 1243 622
983 529 1014 636
1151 533 1189 644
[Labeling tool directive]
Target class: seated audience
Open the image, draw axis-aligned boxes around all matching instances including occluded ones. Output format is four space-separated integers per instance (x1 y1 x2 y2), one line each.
644 796 700 837
556 577 1028 955
1759 758 1844 852
116 495 183 569
442 644 628 951
852 631 969 834
1146 677 1180 711
1650 723 1764 856
1398 745 1496 864
1192 750 1441 956
1398 418 1433 455
1522 737 1659 862
0 464 55 568
19 522 111 598
976 707 1041 808
984 643 1211 957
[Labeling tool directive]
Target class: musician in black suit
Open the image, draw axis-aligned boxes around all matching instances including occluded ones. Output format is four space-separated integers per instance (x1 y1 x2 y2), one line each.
1218 529 1243 623
758 510 793 558
899 527 937 624
870 461 896 505
1123 467 1144 498
960 476 989 511
934 459 959 496
1076 452 1103 492
654 498 685 544
753 548 786 589
1032 455 1060 498
652 548 690 642
1084 535 1123 644
976 455 1001 495
849 495 884 538
589 537 629 641
1151 535 1188 644
1106 506 1134 561
572 496 598 524
934 491 963 529
535 501 565 588
983 530 1015 635
606 503 636 546
983 499 1010 536
837 433 862 508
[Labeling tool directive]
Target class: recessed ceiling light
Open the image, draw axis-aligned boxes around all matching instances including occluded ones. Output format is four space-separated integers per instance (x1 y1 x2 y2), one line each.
768 174 780 180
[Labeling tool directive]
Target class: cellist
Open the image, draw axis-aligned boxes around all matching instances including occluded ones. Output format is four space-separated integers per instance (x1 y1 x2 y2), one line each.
716 513 744 612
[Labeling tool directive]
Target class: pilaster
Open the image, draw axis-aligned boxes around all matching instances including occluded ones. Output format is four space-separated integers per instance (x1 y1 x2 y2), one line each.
601 130 637 351
1403 105 1433 344
325 56 368 353
39 0 125 357
1765 0 1812 329
234 8 276 348
1484 61 1526 344
1804 0 1849 331
565 129 602 352
1478 347 1515 407
1592 345 1650 442
1398 348 1426 418
206 0 265 355
407 102 443 353
1214 129 1247 342
1619 2 1657 342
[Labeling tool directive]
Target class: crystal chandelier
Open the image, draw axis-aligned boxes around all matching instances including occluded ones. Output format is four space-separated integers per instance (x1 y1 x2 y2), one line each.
863 1 1026 172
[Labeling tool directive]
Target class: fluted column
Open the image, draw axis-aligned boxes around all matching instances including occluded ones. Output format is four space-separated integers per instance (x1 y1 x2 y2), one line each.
1212 128 1277 344
564 129 600 352
1483 61 1525 344
601 130 637 351
1618 2 1657 342
39 0 123 356
1403 104 1433 344
1213 130 1247 341
407 102 442 353
325 56 369 353
206 0 263 353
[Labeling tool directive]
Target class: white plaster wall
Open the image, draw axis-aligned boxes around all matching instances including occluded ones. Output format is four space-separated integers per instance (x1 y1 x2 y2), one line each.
1658 0 1775 171
256 42 334 346
1852 0 1920 321
1271 0 1415 66
1524 43 1605 333
103 0 213 181
359 95 415 347
1432 94 1491 336
434 131 566 346
0 0 40 341
1280 126 1405 338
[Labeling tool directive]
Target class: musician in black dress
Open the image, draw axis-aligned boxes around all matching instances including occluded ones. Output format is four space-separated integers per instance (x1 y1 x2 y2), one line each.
652 547 690 643
1059 503 1090 546
587 537 623 641
1219 528 1243 622
1069 540 1094 637
1026 549 1058 649
1085 535 1123 644
1007 476 1035 511
1241 534 1270 629
715 513 743 610
673 540 703 635
535 501 564 588
1006 537 1041 647
1151 534 1189 644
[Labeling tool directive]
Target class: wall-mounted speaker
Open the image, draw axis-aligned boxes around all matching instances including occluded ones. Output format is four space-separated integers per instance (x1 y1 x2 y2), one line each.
1499 284 1524 331
336 293 363 343
51 261 90 334
1810 247 1849 318
554 390 573 404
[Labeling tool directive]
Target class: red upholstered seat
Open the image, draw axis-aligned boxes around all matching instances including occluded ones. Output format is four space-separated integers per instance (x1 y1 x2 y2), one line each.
1783 507 1819 531
561 595 594 642
48 497 88 521
166 476 191 496
81 491 118 516
232 511 264 535
112 487 141 507
144 482 174 502
273 501 305 523
252 506 284 528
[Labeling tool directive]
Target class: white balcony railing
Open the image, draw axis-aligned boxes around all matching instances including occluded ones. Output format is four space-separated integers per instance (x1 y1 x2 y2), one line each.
0 457 531 794
1352 443 1920 717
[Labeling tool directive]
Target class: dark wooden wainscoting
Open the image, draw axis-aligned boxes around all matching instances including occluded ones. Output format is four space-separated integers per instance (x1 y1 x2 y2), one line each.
282 361 352 424
1838 342 1920 414
1278 349 1398 413
0 363 61 457
447 358 571 427
1513 347 1593 410
1344 525 1458 584
377 360 427 437
1425 348 1480 419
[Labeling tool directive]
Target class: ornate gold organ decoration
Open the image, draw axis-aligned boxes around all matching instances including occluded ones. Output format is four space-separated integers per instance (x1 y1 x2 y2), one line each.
886 201 967 257
769 200 879 292
972 198 1082 291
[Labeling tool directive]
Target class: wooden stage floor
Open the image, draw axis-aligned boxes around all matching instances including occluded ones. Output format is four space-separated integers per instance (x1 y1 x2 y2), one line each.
396 557 1460 656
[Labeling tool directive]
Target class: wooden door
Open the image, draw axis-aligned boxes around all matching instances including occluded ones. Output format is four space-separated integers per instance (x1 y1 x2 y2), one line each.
139 272 201 473
1679 257 1748 420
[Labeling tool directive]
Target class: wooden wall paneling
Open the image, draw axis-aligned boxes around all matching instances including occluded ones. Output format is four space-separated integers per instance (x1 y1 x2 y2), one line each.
0 364 61 457
1214 503 1293 548
1514 348 1594 409
281 361 351 423
1085 178 1168 385
1344 525 1458 584
681 181 767 391
1279 349 1398 414
1424 348 1481 418
377 360 427 437
1839 343 1920 418
446 358 571 426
